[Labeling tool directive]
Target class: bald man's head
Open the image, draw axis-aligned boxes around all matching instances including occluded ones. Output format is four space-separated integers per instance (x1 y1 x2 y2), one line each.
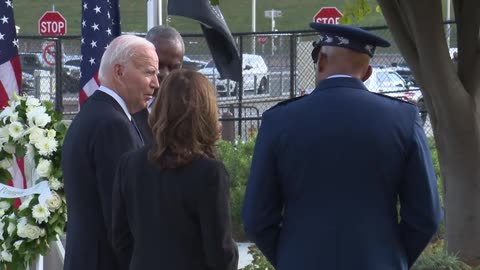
145 26 185 88
315 46 372 84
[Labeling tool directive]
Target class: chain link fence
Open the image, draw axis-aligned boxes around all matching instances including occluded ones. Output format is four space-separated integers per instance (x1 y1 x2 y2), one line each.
17 23 457 139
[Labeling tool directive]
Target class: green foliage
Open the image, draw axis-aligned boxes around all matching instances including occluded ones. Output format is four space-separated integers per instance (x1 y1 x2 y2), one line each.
412 240 472 270
217 137 256 241
340 0 381 25
14 0 386 35
240 245 274 270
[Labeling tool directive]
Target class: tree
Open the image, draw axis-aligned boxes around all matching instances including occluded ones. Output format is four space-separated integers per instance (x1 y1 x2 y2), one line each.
374 0 480 266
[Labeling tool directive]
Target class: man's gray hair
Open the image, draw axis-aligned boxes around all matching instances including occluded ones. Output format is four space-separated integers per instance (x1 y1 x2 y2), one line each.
98 35 156 82
145 25 185 53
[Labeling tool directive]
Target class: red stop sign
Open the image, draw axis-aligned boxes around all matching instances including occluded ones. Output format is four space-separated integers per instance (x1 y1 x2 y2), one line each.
313 7 343 24
38 11 67 36
257 36 268 45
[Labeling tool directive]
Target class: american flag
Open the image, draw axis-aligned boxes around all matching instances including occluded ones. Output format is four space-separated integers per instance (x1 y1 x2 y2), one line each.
79 0 121 105
0 0 21 108
0 0 26 206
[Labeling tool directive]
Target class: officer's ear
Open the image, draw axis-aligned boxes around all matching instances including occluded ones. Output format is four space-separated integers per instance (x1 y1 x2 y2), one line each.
361 65 372 82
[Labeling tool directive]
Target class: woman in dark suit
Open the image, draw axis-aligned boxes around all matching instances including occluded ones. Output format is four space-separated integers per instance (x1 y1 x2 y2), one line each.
112 69 238 270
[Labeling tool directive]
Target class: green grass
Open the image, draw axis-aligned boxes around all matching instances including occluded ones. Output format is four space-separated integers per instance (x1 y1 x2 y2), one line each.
14 0 385 35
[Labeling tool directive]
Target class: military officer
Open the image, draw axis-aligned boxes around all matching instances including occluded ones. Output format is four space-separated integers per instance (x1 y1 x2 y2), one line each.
242 23 443 270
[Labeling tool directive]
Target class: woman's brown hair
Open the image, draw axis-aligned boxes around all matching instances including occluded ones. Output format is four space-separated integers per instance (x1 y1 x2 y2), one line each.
148 69 219 169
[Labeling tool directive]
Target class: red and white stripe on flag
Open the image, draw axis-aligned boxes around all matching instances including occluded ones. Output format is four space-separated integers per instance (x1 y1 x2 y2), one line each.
0 0 27 205
0 56 21 109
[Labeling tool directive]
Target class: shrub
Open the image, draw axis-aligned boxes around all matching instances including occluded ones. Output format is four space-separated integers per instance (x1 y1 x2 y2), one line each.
239 245 274 270
412 240 471 270
217 137 256 241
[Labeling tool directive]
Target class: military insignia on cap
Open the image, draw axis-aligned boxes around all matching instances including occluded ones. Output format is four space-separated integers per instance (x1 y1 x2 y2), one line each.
337 36 350 45
325 35 333 43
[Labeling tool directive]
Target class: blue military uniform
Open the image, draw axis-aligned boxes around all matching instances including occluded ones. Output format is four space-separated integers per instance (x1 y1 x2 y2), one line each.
242 23 442 270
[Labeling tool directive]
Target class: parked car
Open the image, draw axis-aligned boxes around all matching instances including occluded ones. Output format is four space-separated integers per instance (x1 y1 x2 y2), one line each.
21 72 35 95
199 54 269 97
182 56 207 71
364 66 427 124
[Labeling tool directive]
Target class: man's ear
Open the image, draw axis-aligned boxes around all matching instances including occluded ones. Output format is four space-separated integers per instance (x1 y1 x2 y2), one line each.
361 65 372 82
113 63 124 80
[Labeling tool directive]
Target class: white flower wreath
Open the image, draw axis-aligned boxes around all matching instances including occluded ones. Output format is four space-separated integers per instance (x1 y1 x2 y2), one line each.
0 94 67 270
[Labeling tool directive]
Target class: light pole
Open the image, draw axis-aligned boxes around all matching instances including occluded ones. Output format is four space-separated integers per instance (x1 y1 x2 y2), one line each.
147 0 163 31
252 0 256 54
446 0 451 48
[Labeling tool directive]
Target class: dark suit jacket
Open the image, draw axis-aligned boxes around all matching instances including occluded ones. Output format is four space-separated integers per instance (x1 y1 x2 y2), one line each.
62 91 143 270
242 77 443 270
112 148 238 270
132 108 153 145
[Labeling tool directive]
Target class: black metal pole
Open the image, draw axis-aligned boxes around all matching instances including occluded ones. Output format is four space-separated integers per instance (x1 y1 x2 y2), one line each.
289 34 296 98
238 36 244 138
55 38 64 113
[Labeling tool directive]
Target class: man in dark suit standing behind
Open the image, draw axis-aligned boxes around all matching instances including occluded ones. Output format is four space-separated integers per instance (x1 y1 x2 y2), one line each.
62 35 159 270
242 23 443 270
132 26 184 145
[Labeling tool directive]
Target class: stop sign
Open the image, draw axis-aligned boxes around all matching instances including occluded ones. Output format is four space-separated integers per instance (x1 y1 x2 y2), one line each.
313 7 343 24
257 36 268 45
38 11 67 36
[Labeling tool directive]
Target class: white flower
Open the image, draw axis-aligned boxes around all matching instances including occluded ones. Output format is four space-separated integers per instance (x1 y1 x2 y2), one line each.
0 250 12 262
13 240 23 250
0 107 14 120
32 204 50 223
36 158 52 177
0 209 4 218
0 220 4 240
7 222 15 235
47 129 56 139
26 106 46 125
0 126 9 140
19 196 33 211
0 201 10 210
9 112 19 122
8 121 24 140
49 177 63 191
0 158 12 169
26 97 41 107
3 142 16 154
17 223 42 240
33 113 51 128
28 126 46 145
35 137 58 156
46 192 62 211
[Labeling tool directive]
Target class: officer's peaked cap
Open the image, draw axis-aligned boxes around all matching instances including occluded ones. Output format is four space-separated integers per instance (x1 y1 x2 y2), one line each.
310 22 391 57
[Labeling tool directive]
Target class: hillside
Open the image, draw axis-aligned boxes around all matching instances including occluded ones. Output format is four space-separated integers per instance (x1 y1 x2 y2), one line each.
13 0 385 35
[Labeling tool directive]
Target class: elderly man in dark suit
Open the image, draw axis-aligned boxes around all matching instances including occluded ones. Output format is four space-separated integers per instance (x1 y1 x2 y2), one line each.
242 23 443 270
61 35 159 270
132 26 184 145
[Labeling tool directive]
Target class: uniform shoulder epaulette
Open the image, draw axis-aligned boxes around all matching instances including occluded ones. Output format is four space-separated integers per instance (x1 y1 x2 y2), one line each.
265 95 307 112
371 92 416 106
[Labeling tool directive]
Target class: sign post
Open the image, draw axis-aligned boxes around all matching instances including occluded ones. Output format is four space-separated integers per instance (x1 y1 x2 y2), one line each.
264 9 282 55
38 11 67 36
313 7 343 24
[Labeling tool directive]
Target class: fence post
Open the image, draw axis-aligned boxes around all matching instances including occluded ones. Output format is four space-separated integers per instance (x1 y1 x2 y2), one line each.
221 111 235 142
55 38 64 113
289 33 296 98
238 36 244 138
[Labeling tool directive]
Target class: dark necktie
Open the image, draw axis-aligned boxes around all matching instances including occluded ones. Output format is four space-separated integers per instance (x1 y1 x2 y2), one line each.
130 117 144 146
